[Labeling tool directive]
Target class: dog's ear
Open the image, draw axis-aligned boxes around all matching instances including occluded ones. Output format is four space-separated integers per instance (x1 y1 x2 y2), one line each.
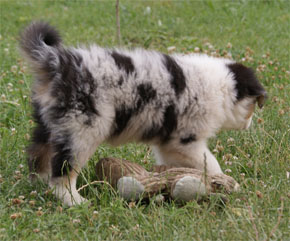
256 91 267 109
227 63 267 109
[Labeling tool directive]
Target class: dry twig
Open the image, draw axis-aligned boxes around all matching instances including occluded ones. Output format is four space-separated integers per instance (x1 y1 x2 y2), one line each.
77 180 114 192
265 198 284 241
116 0 121 45
247 205 259 241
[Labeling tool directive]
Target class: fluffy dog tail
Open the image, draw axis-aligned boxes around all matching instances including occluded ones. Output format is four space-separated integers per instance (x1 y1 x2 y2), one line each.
20 21 62 78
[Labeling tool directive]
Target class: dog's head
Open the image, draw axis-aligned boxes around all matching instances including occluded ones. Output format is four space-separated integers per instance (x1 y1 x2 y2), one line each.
222 62 267 130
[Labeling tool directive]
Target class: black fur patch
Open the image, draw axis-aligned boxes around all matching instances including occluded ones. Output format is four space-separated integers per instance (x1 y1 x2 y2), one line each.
112 84 157 136
114 105 134 135
137 83 157 104
50 49 98 124
27 101 51 173
118 76 124 85
111 51 135 75
31 101 50 143
163 54 186 96
180 134 196 144
45 52 59 80
143 104 178 143
227 63 266 100
114 105 134 136
51 134 73 177
160 104 178 142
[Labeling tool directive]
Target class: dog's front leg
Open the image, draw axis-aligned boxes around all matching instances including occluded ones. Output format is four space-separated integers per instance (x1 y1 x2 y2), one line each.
195 144 223 175
152 140 223 175
50 169 86 206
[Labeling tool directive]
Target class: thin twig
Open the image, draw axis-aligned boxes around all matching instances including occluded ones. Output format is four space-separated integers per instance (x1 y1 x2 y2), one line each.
116 0 121 45
0 100 20 106
247 205 259 241
142 146 152 164
203 153 208 193
265 198 284 241
232 145 251 160
277 128 290 162
77 180 114 192
260 127 279 148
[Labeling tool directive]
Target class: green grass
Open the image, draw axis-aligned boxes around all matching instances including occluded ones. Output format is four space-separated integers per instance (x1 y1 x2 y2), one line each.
0 0 289 240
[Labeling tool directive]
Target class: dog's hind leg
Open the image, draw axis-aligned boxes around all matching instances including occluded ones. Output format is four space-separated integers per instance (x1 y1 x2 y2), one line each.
49 130 100 206
27 142 52 182
27 118 53 183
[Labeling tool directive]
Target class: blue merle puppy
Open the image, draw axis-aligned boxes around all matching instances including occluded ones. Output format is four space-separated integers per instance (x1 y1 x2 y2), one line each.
20 22 267 206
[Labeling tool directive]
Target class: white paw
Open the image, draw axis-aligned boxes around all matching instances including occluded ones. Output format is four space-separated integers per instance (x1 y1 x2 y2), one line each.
171 176 207 202
62 192 88 206
117 177 144 201
54 187 88 206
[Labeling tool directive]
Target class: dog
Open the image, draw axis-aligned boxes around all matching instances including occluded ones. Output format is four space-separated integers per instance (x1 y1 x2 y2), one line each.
20 22 267 206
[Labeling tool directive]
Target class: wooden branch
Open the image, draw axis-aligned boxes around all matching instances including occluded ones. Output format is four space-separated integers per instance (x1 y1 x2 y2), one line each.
116 0 121 45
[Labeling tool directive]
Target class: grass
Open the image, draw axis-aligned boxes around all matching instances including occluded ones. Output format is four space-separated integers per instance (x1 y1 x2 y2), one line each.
0 0 289 240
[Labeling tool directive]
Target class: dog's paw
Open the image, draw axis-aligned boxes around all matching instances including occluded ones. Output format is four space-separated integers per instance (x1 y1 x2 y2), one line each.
53 187 88 206
62 193 89 206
